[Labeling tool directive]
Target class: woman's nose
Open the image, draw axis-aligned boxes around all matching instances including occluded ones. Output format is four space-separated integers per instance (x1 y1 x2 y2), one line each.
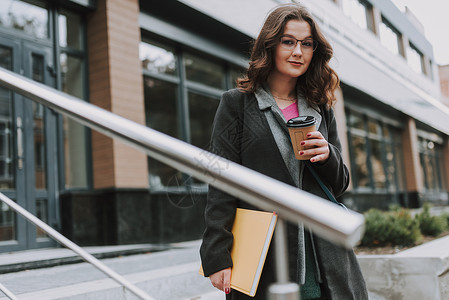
291 42 303 56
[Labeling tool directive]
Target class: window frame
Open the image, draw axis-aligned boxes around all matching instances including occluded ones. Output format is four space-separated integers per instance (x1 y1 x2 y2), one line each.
417 130 446 194
407 42 425 75
379 17 404 57
140 34 246 192
345 107 406 195
342 0 374 32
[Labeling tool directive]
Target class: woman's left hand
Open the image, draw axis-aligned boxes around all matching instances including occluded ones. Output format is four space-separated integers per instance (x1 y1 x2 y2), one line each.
299 131 329 163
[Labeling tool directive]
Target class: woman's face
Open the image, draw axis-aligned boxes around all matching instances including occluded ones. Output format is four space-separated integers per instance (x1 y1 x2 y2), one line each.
272 20 314 80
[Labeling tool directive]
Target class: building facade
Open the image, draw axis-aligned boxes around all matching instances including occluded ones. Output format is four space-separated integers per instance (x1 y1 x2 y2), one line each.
0 0 448 252
440 64 449 105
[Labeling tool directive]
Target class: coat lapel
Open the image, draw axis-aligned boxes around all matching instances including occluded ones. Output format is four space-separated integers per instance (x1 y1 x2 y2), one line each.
296 90 322 130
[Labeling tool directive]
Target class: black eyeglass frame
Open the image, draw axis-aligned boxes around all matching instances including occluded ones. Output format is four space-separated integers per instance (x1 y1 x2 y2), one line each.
279 35 318 52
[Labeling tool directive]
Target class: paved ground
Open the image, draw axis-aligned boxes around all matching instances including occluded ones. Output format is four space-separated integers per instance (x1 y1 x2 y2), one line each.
0 241 224 300
1 221 448 300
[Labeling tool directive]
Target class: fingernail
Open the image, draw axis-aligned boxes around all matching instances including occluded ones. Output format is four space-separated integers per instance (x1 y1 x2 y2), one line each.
300 141 305 146
299 151 304 155
225 288 230 294
307 133 311 137
311 158 315 162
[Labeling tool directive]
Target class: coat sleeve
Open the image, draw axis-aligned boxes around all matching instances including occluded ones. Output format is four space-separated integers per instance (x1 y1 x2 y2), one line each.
199 90 243 277
313 107 350 198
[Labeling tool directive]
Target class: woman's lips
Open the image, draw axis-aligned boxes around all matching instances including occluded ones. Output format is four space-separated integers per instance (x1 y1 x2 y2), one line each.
289 61 303 66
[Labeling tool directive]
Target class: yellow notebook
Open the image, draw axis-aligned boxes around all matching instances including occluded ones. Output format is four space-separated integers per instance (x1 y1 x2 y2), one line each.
201 208 277 297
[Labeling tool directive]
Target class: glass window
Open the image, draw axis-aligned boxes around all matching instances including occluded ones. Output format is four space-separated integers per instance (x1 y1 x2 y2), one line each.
230 67 245 88
0 0 48 39
407 44 424 74
0 46 13 190
342 0 369 30
144 77 181 188
185 53 225 89
346 109 405 194
368 120 380 135
140 41 177 76
379 20 401 56
144 78 179 138
60 53 88 189
0 201 15 241
347 111 364 131
141 38 241 189
31 54 47 190
350 134 370 188
418 136 445 192
369 139 386 189
36 198 48 238
59 10 83 50
188 92 219 148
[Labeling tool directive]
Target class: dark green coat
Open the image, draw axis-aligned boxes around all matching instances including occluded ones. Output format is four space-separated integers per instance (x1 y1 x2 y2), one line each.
200 89 368 300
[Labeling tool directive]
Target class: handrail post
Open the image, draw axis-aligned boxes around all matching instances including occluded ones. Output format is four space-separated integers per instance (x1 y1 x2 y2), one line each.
268 218 300 300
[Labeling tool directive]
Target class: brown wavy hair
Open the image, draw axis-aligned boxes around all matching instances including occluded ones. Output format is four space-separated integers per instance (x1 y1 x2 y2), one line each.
237 3 339 107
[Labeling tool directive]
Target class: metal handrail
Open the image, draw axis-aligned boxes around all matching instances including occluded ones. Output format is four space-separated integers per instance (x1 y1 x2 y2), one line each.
0 193 154 300
0 66 365 299
0 283 18 300
0 67 364 247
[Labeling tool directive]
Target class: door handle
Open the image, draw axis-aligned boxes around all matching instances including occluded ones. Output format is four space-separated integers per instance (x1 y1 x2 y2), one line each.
17 117 23 169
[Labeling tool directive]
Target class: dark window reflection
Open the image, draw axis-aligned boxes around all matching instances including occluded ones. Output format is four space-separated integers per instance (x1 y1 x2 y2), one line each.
346 109 405 193
144 77 182 188
370 139 385 189
36 198 48 238
188 92 219 149
141 39 241 189
0 46 15 241
418 137 444 192
0 46 13 189
185 53 225 89
347 111 364 131
230 67 246 88
60 53 88 189
351 134 369 188
31 54 46 190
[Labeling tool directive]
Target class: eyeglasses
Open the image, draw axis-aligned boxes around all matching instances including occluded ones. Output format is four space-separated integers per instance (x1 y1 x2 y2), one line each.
279 35 318 52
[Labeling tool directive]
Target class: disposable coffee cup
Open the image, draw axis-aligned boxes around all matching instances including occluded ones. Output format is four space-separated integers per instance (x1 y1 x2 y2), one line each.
286 116 317 160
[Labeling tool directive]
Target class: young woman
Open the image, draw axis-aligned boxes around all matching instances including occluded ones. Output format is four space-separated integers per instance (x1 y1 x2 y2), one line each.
200 3 368 299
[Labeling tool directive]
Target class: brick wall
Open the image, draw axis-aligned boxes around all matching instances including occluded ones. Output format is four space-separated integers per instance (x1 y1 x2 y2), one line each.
87 0 148 189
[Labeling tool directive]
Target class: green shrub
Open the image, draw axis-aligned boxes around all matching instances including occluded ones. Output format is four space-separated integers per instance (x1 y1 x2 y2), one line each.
441 212 449 228
416 204 448 237
387 209 421 246
361 209 389 247
361 208 421 247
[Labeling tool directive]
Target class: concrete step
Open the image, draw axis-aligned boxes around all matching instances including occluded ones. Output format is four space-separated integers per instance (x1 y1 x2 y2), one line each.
0 243 169 274
0 241 224 300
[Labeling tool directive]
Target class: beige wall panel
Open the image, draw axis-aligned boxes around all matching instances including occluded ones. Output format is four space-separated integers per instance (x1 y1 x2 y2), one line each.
106 0 148 188
87 0 115 188
87 0 147 188
401 118 423 192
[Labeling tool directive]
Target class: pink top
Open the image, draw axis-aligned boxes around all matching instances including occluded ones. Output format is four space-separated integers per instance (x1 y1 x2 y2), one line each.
280 102 299 121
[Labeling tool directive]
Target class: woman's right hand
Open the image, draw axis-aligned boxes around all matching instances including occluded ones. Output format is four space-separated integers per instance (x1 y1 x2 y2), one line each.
209 267 231 294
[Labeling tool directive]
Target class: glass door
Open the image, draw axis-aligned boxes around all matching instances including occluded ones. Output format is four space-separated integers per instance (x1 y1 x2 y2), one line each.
0 38 24 248
0 36 58 251
22 42 57 248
